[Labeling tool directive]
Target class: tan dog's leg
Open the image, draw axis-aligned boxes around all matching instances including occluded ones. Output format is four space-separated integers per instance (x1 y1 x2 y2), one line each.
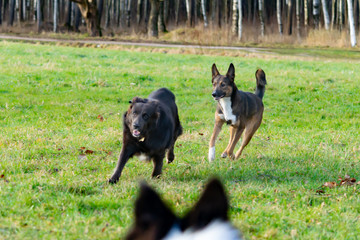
208 117 225 162
225 127 244 160
234 121 261 159
221 126 241 159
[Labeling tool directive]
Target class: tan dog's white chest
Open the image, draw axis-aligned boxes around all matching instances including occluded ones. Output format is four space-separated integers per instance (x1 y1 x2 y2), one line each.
219 97 236 124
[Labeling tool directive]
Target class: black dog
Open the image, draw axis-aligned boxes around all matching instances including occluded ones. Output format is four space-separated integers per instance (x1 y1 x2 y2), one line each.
109 88 182 183
126 178 241 240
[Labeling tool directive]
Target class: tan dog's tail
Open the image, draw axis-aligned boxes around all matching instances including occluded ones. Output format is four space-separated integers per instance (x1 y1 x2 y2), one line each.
255 69 266 100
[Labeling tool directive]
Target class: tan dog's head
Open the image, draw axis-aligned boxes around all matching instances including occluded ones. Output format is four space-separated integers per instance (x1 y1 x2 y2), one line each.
211 63 235 101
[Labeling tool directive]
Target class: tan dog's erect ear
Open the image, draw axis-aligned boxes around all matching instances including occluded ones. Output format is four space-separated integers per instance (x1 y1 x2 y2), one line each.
212 63 220 79
226 63 235 82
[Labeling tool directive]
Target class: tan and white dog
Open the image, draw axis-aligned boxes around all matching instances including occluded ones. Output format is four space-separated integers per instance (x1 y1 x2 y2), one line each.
209 63 266 161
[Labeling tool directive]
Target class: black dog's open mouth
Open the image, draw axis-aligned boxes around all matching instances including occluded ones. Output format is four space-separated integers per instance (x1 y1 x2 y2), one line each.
213 95 225 101
132 130 141 138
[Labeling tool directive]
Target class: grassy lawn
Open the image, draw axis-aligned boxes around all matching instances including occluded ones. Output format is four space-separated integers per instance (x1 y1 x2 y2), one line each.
0 41 359 239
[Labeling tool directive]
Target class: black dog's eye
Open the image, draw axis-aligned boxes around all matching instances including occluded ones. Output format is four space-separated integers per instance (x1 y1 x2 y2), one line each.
143 114 149 120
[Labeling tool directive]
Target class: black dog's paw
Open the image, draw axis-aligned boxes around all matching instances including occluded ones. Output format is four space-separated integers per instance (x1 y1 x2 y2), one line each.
167 152 174 164
108 178 119 184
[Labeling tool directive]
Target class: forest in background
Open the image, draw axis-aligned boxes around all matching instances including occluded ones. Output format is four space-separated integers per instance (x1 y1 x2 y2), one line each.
0 0 359 47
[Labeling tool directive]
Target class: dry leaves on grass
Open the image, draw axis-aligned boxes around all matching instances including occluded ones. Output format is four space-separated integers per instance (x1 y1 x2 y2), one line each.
317 175 359 194
1 174 9 183
97 115 104 122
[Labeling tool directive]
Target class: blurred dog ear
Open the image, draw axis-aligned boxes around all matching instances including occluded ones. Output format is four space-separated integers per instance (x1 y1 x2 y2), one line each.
126 182 176 240
181 178 229 231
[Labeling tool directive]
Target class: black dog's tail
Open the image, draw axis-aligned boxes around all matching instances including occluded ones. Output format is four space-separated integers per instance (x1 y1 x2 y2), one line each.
255 69 267 100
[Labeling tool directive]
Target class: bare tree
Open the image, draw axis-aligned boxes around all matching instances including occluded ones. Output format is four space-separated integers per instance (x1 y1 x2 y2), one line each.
37 0 42 32
313 0 320 29
321 0 330 30
304 0 308 31
0 0 3 25
287 0 293 35
9 0 16 26
201 0 208 27
149 0 159 37
347 0 356 46
54 0 59 32
238 0 242 39
258 0 264 36
232 0 238 34
158 0 166 32
296 0 300 38
277 0 283 35
71 0 102 36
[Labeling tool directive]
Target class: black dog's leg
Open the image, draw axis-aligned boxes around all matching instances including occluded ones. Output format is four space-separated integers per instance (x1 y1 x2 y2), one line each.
152 154 164 178
166 144 175 163
109 146 135 184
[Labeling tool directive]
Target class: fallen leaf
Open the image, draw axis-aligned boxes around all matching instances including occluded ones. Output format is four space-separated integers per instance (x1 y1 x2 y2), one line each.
97 115 104 122
323 182 337 188
80 147 86 150
316 189 325 194
0 174 4 179
85 149 94 154
198 132 204 136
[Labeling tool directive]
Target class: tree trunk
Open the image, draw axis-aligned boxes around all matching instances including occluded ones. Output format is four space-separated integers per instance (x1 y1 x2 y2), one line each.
9 0 15 26
74 4 81 31
238 0 242 39
137 0 142 24
331 0 336 29
313 0 320 29
158 0 166 31
304 0 308 32
339 0 343 31
347 0 356 46
148 0 159 37
287 0 293 35
98 0 104 23
126 0 131 27
321 0 330 29
201 0 208 27
175 0 180 25
277 0 283 35
71 0 102 36
232 0 238 34
0 0 2 25
66 0 72 28
54 0 58 32
37 0 42 32
258 0 264 36
185 0 190 26
296 0 300 38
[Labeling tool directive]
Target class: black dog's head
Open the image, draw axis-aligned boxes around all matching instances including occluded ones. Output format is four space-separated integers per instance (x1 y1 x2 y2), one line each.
211 63 235 101
126 97 159 139
126 179 241 240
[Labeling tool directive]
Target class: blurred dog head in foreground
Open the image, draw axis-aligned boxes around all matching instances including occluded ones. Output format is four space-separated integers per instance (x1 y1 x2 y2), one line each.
126 178 242 240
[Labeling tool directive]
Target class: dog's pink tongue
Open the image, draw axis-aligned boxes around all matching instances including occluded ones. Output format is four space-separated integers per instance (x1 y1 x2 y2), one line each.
133 130 140 136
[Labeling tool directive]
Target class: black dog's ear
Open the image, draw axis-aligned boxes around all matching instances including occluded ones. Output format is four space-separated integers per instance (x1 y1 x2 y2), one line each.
126 182 176 240
181 178 229 231
226 63 235 82
131 97 148 104
212 63 220 79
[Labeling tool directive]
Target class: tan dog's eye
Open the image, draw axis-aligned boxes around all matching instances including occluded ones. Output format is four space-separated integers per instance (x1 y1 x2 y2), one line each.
220 82 225 87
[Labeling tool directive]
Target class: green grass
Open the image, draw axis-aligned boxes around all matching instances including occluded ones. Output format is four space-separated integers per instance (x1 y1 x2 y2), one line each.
0 41 360 239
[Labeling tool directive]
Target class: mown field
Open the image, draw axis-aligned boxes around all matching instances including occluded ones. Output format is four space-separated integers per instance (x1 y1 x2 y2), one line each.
0 41 360 239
